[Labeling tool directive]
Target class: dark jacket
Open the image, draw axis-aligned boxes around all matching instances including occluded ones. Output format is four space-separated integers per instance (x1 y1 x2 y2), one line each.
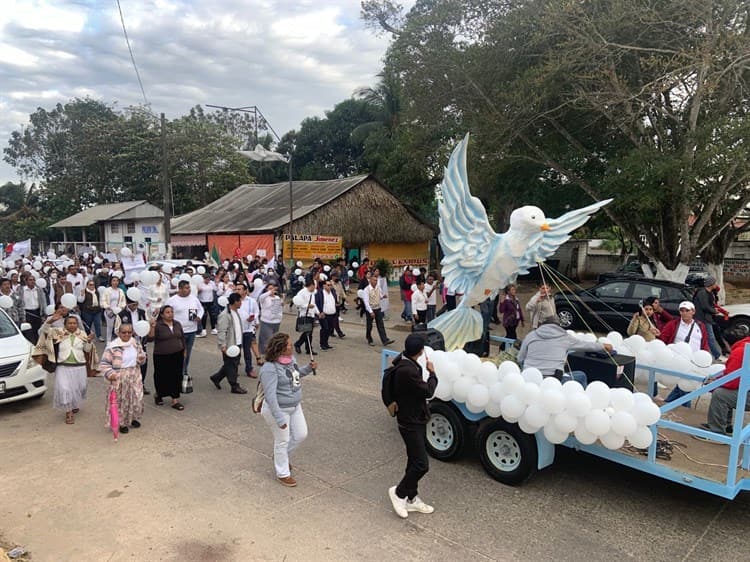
693 288 718 325
314 287 338 314
498 295 524 328
391 354 437 426
148 320 185 355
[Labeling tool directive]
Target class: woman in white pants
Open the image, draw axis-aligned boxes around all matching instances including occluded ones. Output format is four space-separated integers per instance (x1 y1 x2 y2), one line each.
259 332 317 487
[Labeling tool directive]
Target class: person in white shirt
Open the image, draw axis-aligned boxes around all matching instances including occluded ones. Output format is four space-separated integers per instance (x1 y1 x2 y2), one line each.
236 283 262 378
148 274 170 314
424 274 440 323
363 276 395 347
197 274 217 337
65 265 85 298
258 281 284 356
315 280 338 351
166 280 204 377
19 275 47 343
411 280 429 325
102 276 126 343
374 268 389 318
292 279 319 355
209 293 247 394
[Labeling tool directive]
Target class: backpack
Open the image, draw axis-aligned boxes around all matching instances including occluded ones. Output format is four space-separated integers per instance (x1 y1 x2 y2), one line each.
381 363 399 417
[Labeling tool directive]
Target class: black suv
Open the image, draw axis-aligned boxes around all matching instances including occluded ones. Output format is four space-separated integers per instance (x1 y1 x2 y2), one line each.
554 278 694 333
598 261 708 288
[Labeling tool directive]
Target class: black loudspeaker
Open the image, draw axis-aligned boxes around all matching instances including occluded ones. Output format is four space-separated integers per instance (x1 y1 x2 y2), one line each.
411 327 446 351
566 351 636 390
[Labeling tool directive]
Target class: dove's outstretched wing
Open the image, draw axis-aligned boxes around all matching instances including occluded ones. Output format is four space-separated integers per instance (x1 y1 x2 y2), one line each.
517 199 613 273
438 134 497 295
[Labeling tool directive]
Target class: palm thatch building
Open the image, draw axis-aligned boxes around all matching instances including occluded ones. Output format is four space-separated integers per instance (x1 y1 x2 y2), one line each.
170 175 435 268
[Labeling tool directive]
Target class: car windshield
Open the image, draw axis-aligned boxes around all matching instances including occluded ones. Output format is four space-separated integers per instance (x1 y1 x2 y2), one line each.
0 310 20 339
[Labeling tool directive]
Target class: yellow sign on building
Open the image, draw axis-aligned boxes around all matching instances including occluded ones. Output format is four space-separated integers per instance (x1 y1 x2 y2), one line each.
282 234 343 261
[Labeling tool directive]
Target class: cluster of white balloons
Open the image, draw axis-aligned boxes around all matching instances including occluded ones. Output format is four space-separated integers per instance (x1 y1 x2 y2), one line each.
571 331 724 392
425 349 660 450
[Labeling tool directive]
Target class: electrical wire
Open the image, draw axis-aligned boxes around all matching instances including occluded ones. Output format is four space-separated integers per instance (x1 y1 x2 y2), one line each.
115 0 149 105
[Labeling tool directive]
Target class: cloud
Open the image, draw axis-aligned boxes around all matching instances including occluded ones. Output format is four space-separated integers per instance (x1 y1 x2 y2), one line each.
0 0 393 184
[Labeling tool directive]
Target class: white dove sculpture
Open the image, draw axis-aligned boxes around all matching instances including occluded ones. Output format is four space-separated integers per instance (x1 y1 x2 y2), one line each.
428 134 612 351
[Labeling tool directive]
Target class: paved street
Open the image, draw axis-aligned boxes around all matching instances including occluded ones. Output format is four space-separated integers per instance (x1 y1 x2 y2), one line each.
2 309 750 561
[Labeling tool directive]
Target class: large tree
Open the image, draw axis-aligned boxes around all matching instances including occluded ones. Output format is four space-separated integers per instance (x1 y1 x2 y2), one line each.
364 0 750 281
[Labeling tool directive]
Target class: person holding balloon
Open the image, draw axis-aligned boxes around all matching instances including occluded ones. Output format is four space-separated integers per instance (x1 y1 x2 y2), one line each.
100 323 147 434
78 279 103 341
117 291 151 395
147 305 186 410
102 275 126 344
209 293 247 394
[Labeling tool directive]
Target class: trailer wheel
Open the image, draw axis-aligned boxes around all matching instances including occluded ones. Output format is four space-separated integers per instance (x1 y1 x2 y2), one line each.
476 418 537 485
424 401 467 461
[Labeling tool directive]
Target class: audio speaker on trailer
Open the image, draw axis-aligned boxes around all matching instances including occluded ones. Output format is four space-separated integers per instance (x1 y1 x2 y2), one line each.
566 351 636 390
411 324 446 351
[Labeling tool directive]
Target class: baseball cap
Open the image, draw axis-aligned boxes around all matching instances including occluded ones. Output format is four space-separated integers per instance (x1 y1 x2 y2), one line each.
678 301 695 311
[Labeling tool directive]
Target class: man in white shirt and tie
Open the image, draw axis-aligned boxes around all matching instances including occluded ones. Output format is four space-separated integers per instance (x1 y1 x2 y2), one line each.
363 276 395 347
236 283 262 378
315 280 338 351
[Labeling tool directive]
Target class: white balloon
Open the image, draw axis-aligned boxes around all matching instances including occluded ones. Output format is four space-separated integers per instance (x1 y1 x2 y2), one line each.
162 264 173 274
352 261 359 268
610 411 637 437
478 362 499 386
294 268 302 276
347 270 354 278
518 417 540 435
437 362 460 383
319 273 327 282
171 278 180 287
120 247 132 257
500 394 526 419
566 392 592 417
45 304 56 315
540 388 566 414
35 277 47 289
434 380 452 401
31 270 39 279
599 430 626 450
297 261 303 267
628 426 654 449
93 257 102 264
677 378 702 392
60 293 77 309
672 341 693 358
597 336 613 346
489 382 505 404
584 409 611 436
452 377 473 402
519 382 541 405
179 273 191 282
498 361 520 377
636 349 655 367
32 260 42 270
97 286 107 295
631 400 661 426
586 381 611 410
23 264 31 272
561 380 584 396
574 423 598 445
523 403 550 427
112 306 121 315
225 345 240 357
462 353 482 375
217 296 229 307
624 334 646 352
0 295 12 309
323 265 331 272
485 401 503 418
553 411 578 433
197 266 206 275
126 287 142 301
609 388 635 411
647 338 667 351
522 367 543 386
543 424 569 444
190 274 203 286
112 271 123 278
467 384 490 409
540 376 562 391
501 371 525 396
466 401 485 414
692 350 712 369
134 320 151 337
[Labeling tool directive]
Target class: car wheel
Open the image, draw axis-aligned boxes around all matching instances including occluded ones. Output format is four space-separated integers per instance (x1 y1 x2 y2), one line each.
476 418 538 485
728 316 750 337
424 401 467 461
557 307 576 329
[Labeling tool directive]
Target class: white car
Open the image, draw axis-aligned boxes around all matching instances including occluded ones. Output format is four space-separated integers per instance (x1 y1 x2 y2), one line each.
0 310 48 405
723 304 750 336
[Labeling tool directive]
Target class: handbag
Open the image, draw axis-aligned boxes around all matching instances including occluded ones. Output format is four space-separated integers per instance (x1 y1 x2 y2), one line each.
252 381 264 413
295 293 315 333
181 373 194 394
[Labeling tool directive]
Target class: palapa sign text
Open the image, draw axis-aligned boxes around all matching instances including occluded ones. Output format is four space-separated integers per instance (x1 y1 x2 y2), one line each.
282 234 342 260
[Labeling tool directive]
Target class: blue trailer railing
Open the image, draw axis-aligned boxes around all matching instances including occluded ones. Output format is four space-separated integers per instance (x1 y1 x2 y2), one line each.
382 337 750 499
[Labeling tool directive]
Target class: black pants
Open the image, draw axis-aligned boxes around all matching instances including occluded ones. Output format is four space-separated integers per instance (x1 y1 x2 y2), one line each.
320 313 335 348
396 423 429 500
414 309 427 324
213 353 240 386
200 301 216 331
332 307 345 336
295 329 315 353
24 310 42 344
366 309 388 344
242 332 256 374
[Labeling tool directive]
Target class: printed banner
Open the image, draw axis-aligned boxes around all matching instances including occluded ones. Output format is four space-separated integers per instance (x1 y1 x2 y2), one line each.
282 234 342 261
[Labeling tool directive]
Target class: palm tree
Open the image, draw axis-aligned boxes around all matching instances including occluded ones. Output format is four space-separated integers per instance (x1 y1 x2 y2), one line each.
351 70 402 143
0 181 40 221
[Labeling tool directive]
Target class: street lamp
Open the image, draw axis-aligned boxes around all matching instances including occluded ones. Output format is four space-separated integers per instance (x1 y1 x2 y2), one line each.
206 104 295 265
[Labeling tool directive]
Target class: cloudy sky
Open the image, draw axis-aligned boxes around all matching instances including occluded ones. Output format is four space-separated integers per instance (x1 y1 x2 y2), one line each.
0 0 405 185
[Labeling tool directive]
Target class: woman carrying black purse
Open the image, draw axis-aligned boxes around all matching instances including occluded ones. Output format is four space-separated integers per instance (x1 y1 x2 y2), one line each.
292 279 318 356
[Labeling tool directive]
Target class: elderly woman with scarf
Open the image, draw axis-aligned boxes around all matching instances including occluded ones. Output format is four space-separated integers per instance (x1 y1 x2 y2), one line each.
100 323 147 434
38 313 94 424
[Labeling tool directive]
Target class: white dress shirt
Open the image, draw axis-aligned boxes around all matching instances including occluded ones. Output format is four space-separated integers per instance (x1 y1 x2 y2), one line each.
675 320 703 352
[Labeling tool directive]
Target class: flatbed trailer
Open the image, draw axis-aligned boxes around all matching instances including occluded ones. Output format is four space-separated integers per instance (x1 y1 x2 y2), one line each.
381 337 750 499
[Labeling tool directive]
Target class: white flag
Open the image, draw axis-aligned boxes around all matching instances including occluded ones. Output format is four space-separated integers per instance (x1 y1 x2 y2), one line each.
10 238 31 257
238 144 289 163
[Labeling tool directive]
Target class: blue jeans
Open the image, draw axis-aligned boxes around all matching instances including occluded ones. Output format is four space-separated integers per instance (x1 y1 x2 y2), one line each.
81 311 102 339
183 331 196 375
563 370 588 388
665 385 691 408
704 324 722 359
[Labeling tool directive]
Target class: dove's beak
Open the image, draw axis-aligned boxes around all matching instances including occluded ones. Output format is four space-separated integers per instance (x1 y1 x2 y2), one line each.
540 223 551 231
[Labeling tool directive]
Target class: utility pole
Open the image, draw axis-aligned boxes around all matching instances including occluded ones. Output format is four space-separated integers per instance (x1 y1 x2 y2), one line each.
161 112 172 258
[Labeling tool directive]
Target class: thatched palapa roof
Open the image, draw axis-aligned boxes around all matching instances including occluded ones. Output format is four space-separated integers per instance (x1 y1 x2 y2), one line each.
171 175 434 246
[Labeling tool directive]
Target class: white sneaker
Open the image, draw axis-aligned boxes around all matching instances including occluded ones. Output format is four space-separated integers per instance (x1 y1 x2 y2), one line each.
406 496 434 514
211 329 218 335
388 486 408 518
196 331 207 338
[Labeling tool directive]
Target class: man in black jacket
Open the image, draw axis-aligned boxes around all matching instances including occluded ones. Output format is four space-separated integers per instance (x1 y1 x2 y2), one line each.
388 334 438 519
693 276 723 359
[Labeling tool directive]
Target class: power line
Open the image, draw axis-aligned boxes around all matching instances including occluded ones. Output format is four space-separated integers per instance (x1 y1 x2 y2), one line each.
115 0 148 105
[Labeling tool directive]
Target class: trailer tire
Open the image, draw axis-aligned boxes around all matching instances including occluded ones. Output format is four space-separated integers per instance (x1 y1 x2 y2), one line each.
424 401 467 461
476 418 537 485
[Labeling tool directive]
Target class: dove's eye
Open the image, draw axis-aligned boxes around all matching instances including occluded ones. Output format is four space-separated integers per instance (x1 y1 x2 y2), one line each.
531 215 536 219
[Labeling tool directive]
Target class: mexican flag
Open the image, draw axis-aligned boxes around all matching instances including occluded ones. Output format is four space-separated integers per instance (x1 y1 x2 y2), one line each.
210 244 221 267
